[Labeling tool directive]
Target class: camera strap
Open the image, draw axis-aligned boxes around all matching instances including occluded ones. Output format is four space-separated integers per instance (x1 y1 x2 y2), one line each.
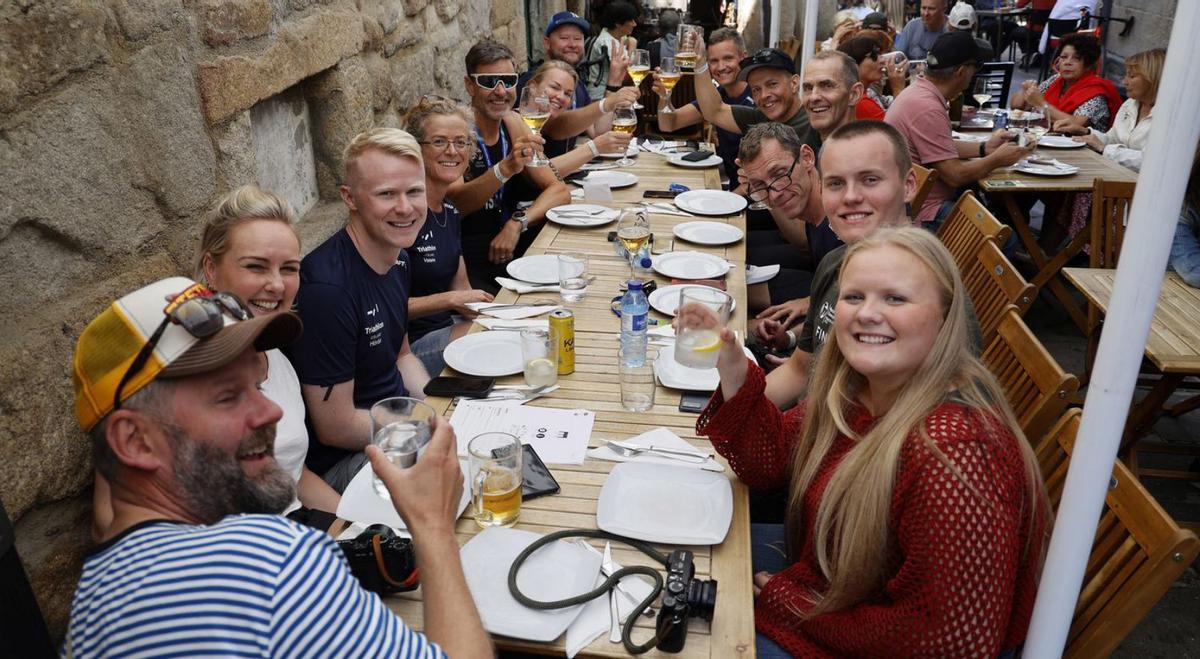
372 534 420 590
506 529 683 654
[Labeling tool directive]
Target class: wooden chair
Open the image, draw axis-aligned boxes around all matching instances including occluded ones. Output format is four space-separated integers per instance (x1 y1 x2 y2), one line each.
963 239 1035 347
911 164 939 218
1036 409 1200 658
968 61 1016 109
936 191 1012 276
1083 179 1136 377
982 308 1079 443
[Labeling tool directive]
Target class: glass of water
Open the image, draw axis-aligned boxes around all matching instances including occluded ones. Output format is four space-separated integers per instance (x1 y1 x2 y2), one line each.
675 287 732 369
521 327 558 387
619 348 657 412
369 397 436 498
557 252 589 303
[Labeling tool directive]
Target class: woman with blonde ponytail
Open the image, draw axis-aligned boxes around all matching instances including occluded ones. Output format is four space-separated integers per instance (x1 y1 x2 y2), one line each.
696 227 1049 658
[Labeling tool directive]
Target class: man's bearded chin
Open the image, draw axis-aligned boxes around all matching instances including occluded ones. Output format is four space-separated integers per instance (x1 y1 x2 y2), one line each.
169 423 296 524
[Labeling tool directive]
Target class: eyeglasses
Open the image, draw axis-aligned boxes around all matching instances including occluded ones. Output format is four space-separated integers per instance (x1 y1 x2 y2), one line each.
419 137 472 151
470 73 519 91
112 290 251 411
747 154 800 202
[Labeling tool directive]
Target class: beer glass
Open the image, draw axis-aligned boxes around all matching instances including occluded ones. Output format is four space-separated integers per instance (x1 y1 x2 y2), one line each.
469 432 523 528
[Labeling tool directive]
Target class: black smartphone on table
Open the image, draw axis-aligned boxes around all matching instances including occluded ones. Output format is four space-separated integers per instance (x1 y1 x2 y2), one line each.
681 150 715 162
643 189 681 199
520 444 560 500
678 391 710 414
423 376 495 398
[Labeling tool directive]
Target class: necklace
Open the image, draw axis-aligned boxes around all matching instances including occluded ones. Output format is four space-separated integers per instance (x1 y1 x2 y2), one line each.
429 204 450 229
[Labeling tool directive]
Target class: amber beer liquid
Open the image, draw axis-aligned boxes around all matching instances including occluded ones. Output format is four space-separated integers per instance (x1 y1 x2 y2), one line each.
612 119 637 135
659 72 682 93
675 51 698 71
549 309 575 375
627 65 650 85
521 112 550 132
479 467 522 527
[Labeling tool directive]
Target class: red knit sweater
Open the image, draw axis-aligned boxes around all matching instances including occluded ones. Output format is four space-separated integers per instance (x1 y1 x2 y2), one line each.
697 361 1044 658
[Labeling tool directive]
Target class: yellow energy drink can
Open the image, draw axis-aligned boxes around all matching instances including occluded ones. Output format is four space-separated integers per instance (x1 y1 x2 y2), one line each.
549 309 575 375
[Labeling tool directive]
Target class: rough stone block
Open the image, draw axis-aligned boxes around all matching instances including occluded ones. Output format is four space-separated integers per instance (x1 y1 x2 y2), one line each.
307 56 375 198
197 8 365 124
382 14 423 57
111 0 186 42
404 0 429 17
490 0 519 29
200 0 273 47
14 495 93 639
433 0 462 23
363 53 394 111
458 0 491 42
211 110 260 190
0 2 109 114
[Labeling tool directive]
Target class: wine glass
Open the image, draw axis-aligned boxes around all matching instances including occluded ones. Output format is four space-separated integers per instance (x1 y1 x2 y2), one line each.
972 77 991 110
658 57 680 115
616 207 650 277
628 49 650 110
611 104 638 167
676 24 702 72
519 86 551 168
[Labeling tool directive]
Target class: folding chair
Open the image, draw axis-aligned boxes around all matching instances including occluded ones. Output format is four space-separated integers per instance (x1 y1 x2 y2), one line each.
1036 409 1200 657
911 164 939 219
982 308 1079 443
936 191 1012 276
964 239 1035 347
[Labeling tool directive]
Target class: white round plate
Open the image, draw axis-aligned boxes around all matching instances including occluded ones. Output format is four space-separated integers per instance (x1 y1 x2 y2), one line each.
572 171 639 188
674 190 748 216
545 204 618 227
1012 161 1079 177
506 254 562 284
666 152 724 169
673 221 744 246
651 251 731 280
598 145 638 159
647 283 737 316
1037 135 1087 149
443 331 524 376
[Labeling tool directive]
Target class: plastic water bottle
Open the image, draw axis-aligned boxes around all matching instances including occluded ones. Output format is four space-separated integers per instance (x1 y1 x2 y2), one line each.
633 247 653 278
620 279 649 367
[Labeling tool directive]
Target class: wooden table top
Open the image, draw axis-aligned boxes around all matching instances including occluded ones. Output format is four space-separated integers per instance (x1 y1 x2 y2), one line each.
385 151 756 658
1064 268 1200 374
979 141 1139 193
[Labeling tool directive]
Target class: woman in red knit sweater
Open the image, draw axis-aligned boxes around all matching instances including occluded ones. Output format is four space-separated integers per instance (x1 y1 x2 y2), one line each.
695 227 1049 658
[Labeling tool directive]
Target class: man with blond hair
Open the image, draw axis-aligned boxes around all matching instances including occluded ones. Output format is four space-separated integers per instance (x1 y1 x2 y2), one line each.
288 127 432 491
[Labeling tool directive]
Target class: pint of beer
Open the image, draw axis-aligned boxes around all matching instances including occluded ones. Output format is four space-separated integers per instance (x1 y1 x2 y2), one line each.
469 432 523 527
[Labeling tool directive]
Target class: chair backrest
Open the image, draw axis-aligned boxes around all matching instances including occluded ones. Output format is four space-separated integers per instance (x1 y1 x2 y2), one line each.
936 191 1012 275
970 61 1016 108
911 164 939 217
777 37 801 62
964 239 1035 347
1036 409 1200 658
1089 178 1136 269
982 308 1079 442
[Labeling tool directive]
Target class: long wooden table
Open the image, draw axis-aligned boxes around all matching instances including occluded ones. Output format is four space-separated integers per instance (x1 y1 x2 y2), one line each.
979 144 1138 330
386 150 756 658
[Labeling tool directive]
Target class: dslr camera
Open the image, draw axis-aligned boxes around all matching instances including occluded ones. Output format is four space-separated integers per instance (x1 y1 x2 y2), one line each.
338 524 420 595
655 549 717 652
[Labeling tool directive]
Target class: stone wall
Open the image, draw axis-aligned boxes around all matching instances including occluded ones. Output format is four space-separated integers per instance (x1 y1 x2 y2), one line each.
1104 0 1176 79
0 0 525 639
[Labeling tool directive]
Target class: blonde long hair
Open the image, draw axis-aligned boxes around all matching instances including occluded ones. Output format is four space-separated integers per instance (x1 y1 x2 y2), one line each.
785 227 1049 615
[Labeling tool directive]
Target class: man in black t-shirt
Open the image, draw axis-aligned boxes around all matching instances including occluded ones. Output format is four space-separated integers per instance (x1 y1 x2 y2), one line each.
287 128 432 490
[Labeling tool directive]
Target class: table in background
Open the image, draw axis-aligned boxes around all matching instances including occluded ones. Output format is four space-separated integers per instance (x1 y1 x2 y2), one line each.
1063 268 1200 476
979 145 1138 330
975 6 1032 59
386 151 757 658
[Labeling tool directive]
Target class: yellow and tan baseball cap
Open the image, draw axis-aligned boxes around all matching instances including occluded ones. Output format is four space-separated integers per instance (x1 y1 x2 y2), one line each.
73 276 302 431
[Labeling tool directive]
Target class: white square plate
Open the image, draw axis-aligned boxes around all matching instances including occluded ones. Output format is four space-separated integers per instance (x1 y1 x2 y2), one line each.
596 462 733 545
460 527 603 642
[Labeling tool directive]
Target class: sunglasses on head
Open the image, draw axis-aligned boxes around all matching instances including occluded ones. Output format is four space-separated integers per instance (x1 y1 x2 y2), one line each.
747 49 777 64
470 73 519 91
112 290 251 411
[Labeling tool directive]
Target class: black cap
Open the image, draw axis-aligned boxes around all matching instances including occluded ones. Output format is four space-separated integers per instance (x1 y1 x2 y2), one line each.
736 48 796 82
926 31 990 69
861 12 888 30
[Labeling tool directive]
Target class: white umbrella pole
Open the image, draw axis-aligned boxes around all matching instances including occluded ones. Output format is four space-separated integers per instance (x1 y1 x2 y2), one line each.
769 0 781 48
1023 3 1200 657
800 0 818 70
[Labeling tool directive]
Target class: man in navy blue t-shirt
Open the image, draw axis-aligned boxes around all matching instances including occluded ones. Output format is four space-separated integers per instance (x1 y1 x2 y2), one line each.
287 128 432 490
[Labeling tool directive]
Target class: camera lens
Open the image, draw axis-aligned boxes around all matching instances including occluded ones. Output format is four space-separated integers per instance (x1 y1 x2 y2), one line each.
686 578 718 621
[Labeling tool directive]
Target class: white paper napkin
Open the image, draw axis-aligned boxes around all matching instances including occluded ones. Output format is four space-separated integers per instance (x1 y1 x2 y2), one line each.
565 541 656 657
474 318 549 330
648 325 675 338
570 188 585 200
746 264 781 285
495 276 560 294
466 301 561 319
588 427 724 472
582 179 614 202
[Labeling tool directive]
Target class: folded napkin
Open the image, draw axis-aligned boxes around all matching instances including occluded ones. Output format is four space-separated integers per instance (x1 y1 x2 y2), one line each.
746 264 780 285
570 188 585 200
495 276 560 294
588 427 724 472
336 459 471 533
648 325 675 338
951 130 988 142
466 301 561 319
474 318 549 330
565 541 656 657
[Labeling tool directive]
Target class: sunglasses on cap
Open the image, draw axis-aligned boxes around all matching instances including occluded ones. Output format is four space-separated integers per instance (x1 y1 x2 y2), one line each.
470 73 519 91
112 289 251 411
746 49 777 64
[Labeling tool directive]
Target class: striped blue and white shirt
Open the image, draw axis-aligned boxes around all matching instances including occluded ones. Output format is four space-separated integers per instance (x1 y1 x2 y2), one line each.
63 515 446 658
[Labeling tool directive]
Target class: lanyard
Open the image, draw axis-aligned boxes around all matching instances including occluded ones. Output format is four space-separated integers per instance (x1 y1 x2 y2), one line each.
475 124 509 210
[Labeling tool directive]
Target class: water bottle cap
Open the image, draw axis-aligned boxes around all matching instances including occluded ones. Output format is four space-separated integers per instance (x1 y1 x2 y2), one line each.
638 256 652 268
627 279 643 290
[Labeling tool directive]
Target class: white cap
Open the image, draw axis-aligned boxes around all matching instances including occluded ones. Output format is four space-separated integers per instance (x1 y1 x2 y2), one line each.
949 2 977 30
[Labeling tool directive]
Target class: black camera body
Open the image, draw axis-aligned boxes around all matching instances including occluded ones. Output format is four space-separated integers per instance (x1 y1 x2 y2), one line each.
655 549 718 653
338 524 420 595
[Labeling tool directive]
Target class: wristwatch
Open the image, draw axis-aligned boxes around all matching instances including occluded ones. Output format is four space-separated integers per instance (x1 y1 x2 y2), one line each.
606 84 623 92
509 211 529 233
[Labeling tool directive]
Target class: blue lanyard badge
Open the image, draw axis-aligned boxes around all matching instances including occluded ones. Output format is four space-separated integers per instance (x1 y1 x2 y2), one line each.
476 126 510 210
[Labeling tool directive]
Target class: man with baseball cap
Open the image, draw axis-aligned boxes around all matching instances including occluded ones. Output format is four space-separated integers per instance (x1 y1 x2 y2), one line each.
860 11 889 32
886 30 1030 225
65 277 490 657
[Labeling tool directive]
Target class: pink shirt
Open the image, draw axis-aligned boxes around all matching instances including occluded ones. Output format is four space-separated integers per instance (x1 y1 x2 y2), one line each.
885 77 959 222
